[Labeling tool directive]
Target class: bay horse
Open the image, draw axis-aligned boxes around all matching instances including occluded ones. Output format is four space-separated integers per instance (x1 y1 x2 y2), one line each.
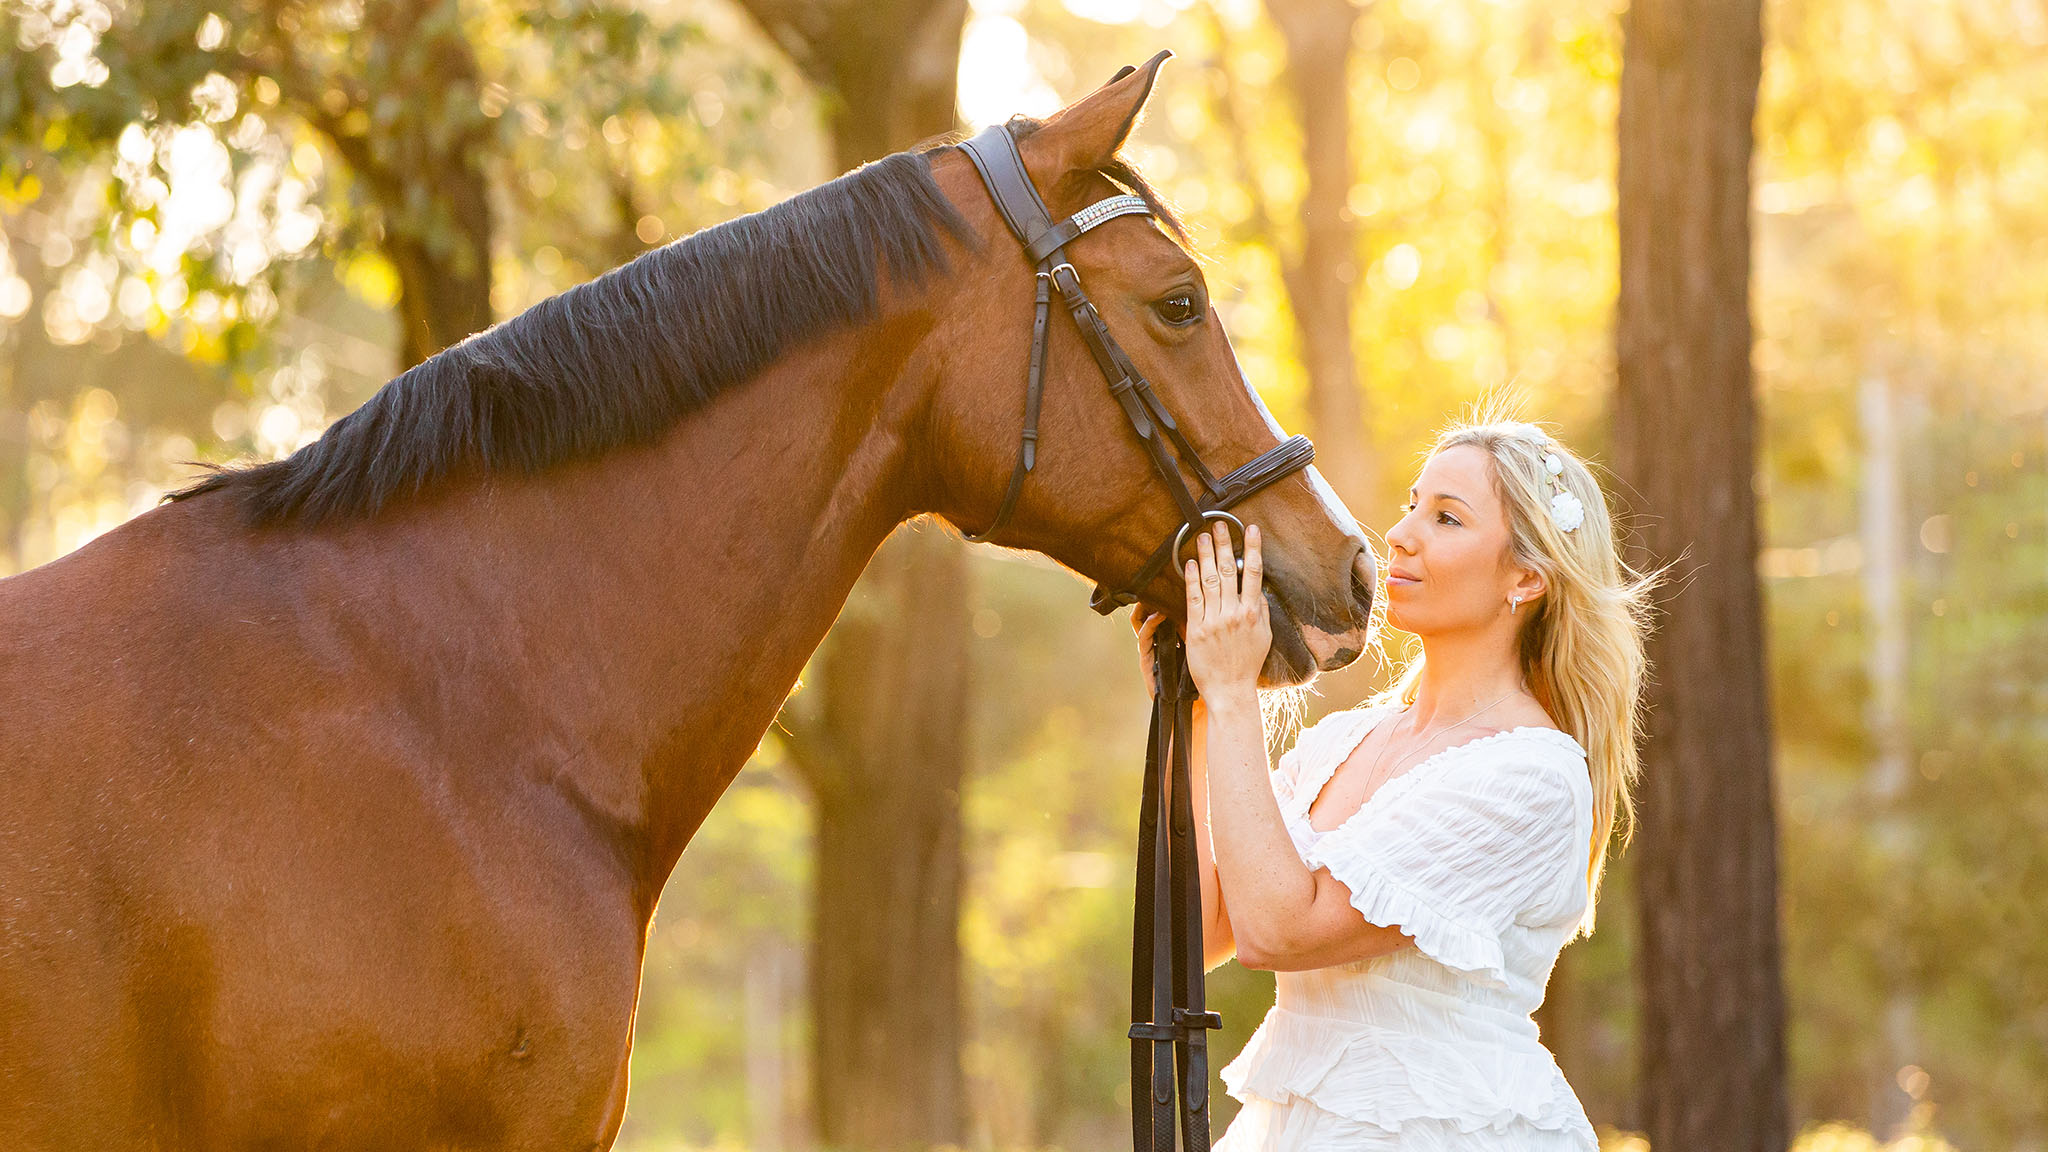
0 56 1374 1149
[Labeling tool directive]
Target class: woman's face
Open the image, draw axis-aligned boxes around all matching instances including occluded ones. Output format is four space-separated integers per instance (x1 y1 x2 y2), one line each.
1383 445 1536 637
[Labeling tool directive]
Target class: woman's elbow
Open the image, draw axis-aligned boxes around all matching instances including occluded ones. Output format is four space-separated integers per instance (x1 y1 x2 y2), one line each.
1230 927 1293 971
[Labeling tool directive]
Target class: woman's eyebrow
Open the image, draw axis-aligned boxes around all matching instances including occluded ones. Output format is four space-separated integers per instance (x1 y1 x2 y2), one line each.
1408 488 1474 508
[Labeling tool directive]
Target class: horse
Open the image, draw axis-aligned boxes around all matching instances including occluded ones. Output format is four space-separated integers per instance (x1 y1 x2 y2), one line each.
0 55 1374 1149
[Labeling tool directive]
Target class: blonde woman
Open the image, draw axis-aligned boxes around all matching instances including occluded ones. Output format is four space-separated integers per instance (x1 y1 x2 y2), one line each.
1137 420 1655 1150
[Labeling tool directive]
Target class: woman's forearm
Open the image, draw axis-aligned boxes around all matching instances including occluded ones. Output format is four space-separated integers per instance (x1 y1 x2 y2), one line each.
1186 699 1236 969
1202 687 1319 960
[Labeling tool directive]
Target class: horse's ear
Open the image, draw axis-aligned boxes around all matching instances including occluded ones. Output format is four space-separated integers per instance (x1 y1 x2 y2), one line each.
1023 49 1171 178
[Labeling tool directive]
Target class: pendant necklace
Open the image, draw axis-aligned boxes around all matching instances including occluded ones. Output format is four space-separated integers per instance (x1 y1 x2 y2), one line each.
1350 687 1520 807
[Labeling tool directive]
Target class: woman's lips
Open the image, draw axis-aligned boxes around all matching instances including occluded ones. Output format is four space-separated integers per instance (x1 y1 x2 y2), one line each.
1388 568 1420 588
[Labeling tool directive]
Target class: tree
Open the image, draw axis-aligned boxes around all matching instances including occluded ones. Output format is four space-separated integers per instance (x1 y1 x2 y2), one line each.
1613 0 1790 1147
1255 0 1375 509
42 0 501 368
727 4 975 1146
737 0 967 176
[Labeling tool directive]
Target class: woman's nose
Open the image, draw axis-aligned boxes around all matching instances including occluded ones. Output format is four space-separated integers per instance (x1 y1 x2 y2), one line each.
1385 516 1416 555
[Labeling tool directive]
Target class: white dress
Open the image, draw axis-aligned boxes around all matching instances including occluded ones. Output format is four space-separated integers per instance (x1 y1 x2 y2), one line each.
1212 703 1602 1152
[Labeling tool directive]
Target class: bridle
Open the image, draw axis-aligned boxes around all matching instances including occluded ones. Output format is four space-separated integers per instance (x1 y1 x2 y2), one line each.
956 123 1316 616
957 121 1318 1152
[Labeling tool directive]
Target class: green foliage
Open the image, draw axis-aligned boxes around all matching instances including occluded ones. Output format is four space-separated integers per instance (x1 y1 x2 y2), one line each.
0 0 797 569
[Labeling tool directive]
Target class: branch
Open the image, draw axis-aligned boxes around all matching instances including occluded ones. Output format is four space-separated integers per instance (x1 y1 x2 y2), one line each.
1199 1 1305 304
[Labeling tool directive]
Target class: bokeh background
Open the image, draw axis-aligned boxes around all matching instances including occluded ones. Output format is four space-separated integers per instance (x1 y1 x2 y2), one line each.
3 0 2043 1149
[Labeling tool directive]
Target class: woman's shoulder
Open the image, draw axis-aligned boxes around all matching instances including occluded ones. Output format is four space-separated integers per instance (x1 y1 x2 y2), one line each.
1427 724 1592 806
1287 701 1395 759
1454 722 1586 761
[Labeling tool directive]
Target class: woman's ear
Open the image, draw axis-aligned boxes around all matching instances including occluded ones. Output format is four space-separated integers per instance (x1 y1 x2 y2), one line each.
1512 567 1547 608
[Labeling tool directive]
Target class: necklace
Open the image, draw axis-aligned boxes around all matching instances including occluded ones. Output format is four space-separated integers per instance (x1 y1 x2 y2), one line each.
1347 687 1521 809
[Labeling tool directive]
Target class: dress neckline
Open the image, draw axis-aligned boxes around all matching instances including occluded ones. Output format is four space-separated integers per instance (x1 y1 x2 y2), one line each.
1297 705 1584 838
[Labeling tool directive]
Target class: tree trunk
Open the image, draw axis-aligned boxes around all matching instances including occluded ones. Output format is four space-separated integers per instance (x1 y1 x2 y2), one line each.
1858 369 1918 1137
362 2 495 369
1613 0 1789 1148
267 0 496 370
794 525 971 1150
383 153 494 369
738 0 969 174
1262 0 1374 509
729 5 973 1147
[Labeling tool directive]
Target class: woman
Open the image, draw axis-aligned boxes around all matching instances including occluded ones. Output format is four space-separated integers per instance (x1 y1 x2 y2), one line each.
1137 419 1656 1150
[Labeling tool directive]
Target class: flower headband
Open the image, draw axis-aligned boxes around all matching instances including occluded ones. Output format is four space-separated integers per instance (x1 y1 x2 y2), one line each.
1541 449 1585 532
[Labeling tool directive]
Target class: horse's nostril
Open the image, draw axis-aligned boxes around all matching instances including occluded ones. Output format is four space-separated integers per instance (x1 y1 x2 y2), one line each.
1350 556 1375 618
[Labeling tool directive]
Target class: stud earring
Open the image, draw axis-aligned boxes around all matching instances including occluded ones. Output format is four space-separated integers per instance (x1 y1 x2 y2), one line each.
1510 595 1521 615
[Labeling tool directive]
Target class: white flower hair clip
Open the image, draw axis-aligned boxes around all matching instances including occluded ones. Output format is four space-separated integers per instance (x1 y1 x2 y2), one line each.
1541 448 1584 532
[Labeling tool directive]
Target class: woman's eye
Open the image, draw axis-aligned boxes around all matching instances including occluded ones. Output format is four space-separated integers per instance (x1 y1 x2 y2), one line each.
1405 501 1457 526
1152 293 1201 326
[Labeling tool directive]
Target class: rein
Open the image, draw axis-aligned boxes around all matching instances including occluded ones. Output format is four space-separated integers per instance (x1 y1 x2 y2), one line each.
958 122 1318 1151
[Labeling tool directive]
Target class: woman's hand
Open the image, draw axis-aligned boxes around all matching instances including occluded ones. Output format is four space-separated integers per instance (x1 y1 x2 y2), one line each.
1133 609 1169 697
1183 521 1271 699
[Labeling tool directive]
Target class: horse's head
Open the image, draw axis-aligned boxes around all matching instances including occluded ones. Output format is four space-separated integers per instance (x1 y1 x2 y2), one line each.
920 52 1375 688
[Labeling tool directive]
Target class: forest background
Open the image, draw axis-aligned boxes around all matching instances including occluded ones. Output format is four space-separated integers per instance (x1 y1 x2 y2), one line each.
2 0 2043 1148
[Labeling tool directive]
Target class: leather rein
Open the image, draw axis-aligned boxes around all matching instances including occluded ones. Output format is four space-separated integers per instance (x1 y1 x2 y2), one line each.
957 122 1317 1152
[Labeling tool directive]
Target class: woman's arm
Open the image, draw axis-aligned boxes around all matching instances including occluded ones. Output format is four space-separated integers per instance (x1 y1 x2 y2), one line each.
1182 525 1412 971
1187 698 1237 971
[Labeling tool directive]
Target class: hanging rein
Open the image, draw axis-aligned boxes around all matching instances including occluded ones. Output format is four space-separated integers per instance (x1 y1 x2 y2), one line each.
957 122 1316 1152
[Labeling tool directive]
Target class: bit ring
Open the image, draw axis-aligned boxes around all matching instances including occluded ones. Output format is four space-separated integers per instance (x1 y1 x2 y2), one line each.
1172 511 1246 569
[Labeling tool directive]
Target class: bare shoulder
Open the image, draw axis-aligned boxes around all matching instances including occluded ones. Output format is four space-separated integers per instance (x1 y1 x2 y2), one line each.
1481 697 1569 739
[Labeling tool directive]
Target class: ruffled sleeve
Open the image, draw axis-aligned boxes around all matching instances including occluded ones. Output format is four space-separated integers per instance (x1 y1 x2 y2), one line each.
1302 742 1584 988
1266 707 1386 816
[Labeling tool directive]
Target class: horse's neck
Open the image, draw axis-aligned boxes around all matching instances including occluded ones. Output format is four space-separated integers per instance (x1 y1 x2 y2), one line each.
326 326 923 902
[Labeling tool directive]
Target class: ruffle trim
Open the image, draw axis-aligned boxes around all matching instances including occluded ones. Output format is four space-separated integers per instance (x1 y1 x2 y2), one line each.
1283 712 1585 854
1303 835 1509 988
1219 1100 1599 1152
1219 1008 1597 1140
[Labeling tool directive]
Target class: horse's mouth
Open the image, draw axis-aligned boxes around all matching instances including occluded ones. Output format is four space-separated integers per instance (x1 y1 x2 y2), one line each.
1261 585 1369 689
1261 591 1321 688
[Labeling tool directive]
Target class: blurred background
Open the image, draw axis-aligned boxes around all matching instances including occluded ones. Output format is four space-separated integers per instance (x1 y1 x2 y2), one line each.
2 0 2043 1149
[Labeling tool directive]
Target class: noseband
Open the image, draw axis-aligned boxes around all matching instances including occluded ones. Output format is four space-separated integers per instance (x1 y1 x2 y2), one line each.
959 122 1319 1152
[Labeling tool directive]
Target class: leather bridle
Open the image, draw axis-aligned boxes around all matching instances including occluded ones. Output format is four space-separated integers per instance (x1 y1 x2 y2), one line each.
957 122 1318 1152
956 123 1316 617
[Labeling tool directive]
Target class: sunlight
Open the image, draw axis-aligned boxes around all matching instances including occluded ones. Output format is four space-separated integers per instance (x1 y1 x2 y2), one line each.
958 2 1062 129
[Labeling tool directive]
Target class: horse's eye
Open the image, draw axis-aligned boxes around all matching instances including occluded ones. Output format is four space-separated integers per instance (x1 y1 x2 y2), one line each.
1152 293 1201 327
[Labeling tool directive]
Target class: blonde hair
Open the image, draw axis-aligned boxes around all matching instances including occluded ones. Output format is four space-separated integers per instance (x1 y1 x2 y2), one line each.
1374 414 1661 938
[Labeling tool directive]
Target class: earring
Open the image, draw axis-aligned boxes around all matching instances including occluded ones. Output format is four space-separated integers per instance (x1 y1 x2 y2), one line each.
1510 595 1521 615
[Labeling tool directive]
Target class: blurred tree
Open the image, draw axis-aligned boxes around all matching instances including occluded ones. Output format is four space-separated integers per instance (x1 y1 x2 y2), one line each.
726 4 975 1147
1251 0 1375 507
1614 0 1790 1148
780 524 973 1152
1 0 497 367
736 0 967 175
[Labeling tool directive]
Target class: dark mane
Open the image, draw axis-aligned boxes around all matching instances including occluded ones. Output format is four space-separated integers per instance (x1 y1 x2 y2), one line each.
172 150 973 524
